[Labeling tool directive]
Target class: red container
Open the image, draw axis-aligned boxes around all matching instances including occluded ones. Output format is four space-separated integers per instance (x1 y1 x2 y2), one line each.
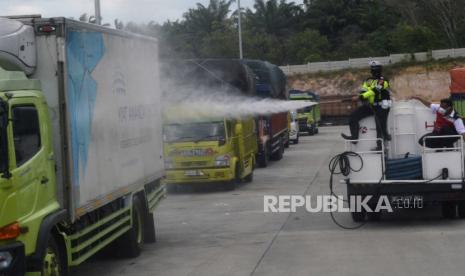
270 112 288 136
320 95 356 117
450 68 465 93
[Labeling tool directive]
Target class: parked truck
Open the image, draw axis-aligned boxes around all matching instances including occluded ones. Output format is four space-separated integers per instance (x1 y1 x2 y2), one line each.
289 90 321 135
242 60 290 167
0 16 165 275
163 117 257 190
161 60 257 190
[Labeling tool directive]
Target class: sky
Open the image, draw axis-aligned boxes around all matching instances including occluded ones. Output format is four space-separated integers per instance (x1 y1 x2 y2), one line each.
4 0 304 25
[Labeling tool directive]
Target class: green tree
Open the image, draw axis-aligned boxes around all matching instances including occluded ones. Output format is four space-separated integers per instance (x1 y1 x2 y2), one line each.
286 29 330 63
245 0 303 37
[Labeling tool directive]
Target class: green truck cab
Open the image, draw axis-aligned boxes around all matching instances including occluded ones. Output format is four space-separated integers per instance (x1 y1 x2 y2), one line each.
0 17 165 275
163 118 257 190
0 83 61 275
289 90 321 135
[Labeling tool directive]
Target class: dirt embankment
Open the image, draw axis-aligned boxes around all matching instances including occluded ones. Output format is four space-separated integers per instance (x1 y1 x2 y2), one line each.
288 61 465 101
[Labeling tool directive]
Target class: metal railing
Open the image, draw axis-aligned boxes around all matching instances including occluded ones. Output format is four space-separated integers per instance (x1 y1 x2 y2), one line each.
280 48 465 75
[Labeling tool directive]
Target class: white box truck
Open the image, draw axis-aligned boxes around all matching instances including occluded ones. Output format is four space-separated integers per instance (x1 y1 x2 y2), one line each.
0 16 165 275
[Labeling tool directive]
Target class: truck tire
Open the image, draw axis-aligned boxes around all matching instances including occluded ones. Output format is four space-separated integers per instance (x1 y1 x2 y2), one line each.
442 201 457 219
257 145 269 168
284 135 290 148
244 172 253 183
116 196 144 258
41 234 67 276
243 159 254 183
143 212 157 243
308 124 315 136
271 139 284 161
225 164 240 190
294 135 300 144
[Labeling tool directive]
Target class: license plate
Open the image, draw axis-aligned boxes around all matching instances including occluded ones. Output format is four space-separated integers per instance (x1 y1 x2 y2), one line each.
390 195 424 209
184 170 204 176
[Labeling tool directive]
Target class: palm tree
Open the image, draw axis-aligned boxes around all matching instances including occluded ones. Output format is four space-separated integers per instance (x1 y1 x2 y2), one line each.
245 0 303 37
183 0 235 34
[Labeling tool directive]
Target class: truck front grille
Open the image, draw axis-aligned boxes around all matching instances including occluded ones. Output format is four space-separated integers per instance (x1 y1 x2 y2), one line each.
180 161 208 167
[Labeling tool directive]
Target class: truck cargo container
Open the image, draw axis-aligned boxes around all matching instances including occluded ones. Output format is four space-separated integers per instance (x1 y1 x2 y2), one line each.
241 60 290 167
0 16 165 275
320 95 357 124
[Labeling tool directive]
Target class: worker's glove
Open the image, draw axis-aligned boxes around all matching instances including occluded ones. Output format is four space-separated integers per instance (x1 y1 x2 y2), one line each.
375 84 383 90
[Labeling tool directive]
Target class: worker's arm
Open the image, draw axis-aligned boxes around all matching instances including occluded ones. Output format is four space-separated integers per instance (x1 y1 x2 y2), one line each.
360 89 374 101
454 118 465 140
411 96 431 107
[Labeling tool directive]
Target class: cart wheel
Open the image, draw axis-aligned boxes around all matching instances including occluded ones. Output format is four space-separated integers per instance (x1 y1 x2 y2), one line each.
442 201 457 219
458 201 465 218
351 210 366 222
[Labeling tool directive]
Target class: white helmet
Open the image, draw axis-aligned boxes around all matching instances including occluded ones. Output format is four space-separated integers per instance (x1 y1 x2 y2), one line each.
369 60 382 67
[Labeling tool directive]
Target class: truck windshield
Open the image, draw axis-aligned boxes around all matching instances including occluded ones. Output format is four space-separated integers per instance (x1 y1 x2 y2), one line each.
298 106 313 113
164 122 226 143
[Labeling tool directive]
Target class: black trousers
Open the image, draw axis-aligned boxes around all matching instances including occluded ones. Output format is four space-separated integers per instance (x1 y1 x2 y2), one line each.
418 125 459 148
348 105 390 140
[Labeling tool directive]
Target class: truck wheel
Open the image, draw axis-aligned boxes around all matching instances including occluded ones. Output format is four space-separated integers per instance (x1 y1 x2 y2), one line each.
143 212 157 243
442 201 457 219
244 172 253 183
272 139 284 161
257 146 269 168
284 136 290 148
225 164 240 190
294 135 300 144
41 234 67 276
314 126 319 134
243 159 254 183
308 125 315 136
116 196 144 257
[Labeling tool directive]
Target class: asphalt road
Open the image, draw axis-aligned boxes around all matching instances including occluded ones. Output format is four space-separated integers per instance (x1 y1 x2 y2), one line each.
72 126 465 276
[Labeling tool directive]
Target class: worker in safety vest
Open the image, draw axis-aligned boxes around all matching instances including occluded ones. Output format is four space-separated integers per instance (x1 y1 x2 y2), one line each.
341 61 392 149
413 96 465 148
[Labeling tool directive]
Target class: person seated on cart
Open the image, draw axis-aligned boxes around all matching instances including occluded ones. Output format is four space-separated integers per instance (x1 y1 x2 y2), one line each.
413 96 465 148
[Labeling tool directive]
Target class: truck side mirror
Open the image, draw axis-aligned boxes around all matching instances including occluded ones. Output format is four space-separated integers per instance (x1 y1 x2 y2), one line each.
0 100 11 179
218 137 226 146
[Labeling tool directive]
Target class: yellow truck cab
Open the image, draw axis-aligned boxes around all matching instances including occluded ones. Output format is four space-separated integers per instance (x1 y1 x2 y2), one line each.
163 117 257 190
289 90 321 135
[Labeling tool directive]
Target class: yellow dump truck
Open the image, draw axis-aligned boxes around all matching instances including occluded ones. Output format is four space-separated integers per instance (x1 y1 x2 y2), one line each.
163 117 257 190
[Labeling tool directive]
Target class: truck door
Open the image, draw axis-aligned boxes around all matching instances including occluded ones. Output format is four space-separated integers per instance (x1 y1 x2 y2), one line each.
9 98 55 220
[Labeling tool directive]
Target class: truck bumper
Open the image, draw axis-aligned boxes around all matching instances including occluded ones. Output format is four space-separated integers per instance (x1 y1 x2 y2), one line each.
347 182 465 202
0 242 26 276
165 167 234 184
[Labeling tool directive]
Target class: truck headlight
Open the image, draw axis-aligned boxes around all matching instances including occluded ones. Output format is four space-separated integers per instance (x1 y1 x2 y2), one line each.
215 155 230 167
0 252 12 269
